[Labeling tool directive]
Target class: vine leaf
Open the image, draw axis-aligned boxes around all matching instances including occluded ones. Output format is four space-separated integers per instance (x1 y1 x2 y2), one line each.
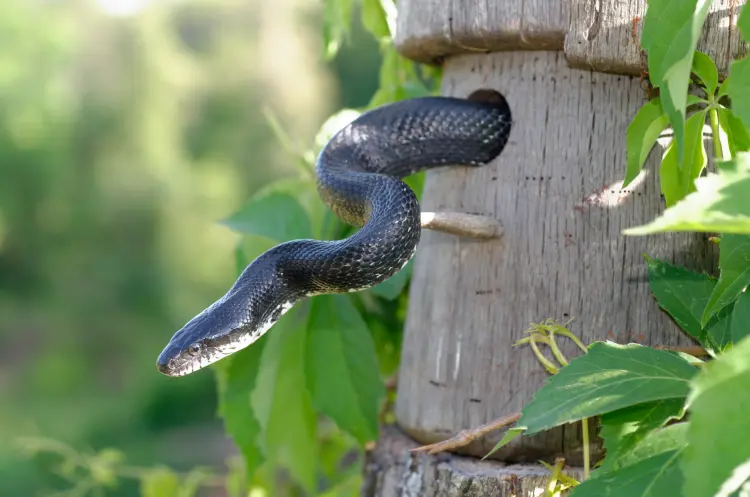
597 399 685 475
644 256 732 351
683 336 750 497
251 304 318 493
731 290 750 343
624 152 750 235
625 97 669 187
572 424 687 497
659 109 707 206
641 0 710 165
516 343 696 434
691 51 718 95
361 0 391 40
702 235 750 327
717 107 750 156
624 94 703 188
727 57 750 135
221 192 312 242
741 1 750 41
305 295 385 445
215 334 268 478
483 428 524 460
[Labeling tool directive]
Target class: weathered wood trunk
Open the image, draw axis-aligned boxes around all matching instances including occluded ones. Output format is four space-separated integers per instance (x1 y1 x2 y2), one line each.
365 0 747 495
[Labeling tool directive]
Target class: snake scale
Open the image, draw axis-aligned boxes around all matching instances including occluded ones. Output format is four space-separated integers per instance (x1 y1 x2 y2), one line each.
157 95 513 376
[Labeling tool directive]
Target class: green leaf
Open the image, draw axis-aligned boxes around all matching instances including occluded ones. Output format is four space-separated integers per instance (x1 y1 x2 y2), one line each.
659 109 708 206
727 56 750 132
250 304 317 493
306 295 385 444
483 428 524 460
692 51 718 95
361 0 392 40
369 260 412 300
702 235 750 326
682 335 750 497
641 0 710 164
644 256 732 350
517 342 696 434
731 290 750 343
140 468 181 497
322 0 353 59
740 1 750 42
597 399 685 474
573 425 687 497
625 98 670 186
718 107 750 156
253 177 327 237
215 335 268 478
221 192 312 242
624 152 750 235
625 95 704 187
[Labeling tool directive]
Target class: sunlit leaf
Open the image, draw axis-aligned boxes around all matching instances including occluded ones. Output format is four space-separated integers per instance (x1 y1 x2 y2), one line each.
692 51 718 95
573 424 687 497
597 399 685 474
731 290 750 343
625 98 669 186
361 0 391 40
644 256 732 350
251 304 317 493
306 295 384 444
140 467 181 497
624 152 750 235
641 0 710 164
221 192 312 242
702 235 750 326
517 343 696 434
659 109 707 206
215 335 268 479
625 95 704 188
718 107 750 155
683 335 750 497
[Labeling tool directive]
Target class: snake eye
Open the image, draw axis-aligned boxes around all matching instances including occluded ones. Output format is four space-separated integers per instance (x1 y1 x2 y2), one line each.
187 343 201 356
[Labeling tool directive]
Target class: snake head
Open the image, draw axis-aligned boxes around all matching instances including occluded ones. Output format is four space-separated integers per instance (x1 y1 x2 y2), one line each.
156 291 295 377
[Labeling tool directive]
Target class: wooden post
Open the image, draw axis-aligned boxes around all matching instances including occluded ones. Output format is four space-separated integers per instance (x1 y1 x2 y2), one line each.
364 1 747 495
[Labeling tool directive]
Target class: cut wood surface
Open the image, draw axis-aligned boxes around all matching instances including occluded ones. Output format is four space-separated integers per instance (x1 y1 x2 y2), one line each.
362 425 585 497
395 0 748 74
394 0 567 64
394 50 717 463
565 0 748 76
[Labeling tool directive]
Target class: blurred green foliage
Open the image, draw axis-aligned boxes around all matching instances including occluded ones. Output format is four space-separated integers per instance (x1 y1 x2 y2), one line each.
0 0 393 495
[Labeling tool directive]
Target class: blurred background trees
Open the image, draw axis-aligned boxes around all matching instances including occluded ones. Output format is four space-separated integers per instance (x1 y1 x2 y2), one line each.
0 0 383 494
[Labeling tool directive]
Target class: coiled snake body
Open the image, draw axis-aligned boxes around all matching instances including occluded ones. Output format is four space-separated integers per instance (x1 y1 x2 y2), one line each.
157 95 512 376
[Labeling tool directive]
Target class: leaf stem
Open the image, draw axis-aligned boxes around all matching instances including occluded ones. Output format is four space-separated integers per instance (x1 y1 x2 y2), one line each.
581 417 591 480
709 107 724 160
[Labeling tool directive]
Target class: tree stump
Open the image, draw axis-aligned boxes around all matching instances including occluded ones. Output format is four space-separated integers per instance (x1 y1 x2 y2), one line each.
365 1 747 495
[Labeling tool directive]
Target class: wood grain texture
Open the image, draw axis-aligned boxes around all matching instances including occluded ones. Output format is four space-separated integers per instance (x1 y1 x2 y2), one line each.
362 425 585 497
394 51 717 462
394 0 567 64
565 0 749 76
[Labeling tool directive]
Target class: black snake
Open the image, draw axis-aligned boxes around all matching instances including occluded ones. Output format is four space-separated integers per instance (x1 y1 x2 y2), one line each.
156 95 513 376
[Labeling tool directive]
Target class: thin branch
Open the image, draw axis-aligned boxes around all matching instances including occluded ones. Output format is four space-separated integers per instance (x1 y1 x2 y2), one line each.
410 413 521 455
420 212 503 239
